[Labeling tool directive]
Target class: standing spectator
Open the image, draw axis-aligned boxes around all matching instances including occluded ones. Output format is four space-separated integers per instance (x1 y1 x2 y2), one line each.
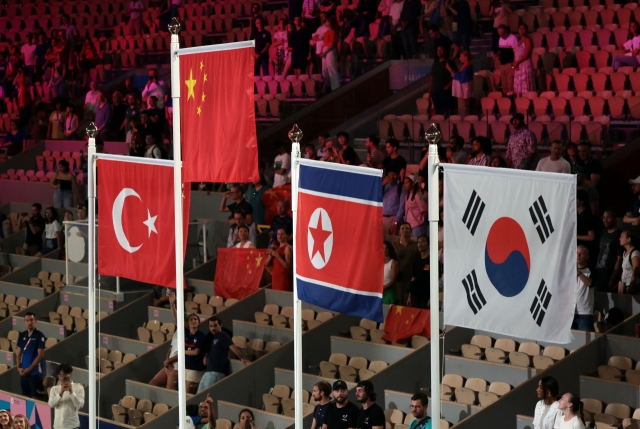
445 0 471 51
400 0 422 59
49 52 67 98
427 25 454 60
303 0 321 32
290 17 311 78
322 380 359 429
310 14 329 75
577 143 602 188
227 210 257 248
60 15 79 45
20 204 45 255
404 177 427 237
245 174 270 225
36 207 62 256
267 228 293 291
429 45 456 114
383 241 400 304
124 94 141 134
378 0 394 38
16 313 46 398
321 17 340 92
94 92 111 140
35 33 51 83
393 222 418 305
408 235 430 308
563 142 580 171
451 50 473 116
612 21 640 71
490 0 512 53
365 135 385 169
576 190 596 258
2 119 27 156
139 111 162 145
495 25 517 96
623 176 640 227
320 0 338 17
536 140 570 174
272 199 293 236
554 394 586 429
252 18 271 77
273 19 290 76
573 246 594 331
533 377 561 429
595 210 623 292
21 34 37 83
219 185 254 225
48 101 67 141
144 134 163 159
505 113 536 169
142 69 165 109
14 69 31 128
337 131 360 165
197 317 249 392
110 91 127 141
389 0 406 59
249 4 265 32
382 170 407 236
84 82 100 118
617 230 639 294
407 392 432 429
48 363 85 429
355 380 385 429
576 168 599 216
382 138 407 181
468 136 491 166
51 160 79 209
128 0 145 36
125 77 142 100
273 140 291 186
64 105 80 140
513 23 534 96
445 136 467 164
311 381 332 429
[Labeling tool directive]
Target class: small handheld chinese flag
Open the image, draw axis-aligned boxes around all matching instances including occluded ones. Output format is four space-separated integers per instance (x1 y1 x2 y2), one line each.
382 305 431 342
214 248 267 300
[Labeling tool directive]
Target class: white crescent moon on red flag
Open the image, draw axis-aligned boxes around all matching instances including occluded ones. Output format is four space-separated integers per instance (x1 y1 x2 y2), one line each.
113 188 142 253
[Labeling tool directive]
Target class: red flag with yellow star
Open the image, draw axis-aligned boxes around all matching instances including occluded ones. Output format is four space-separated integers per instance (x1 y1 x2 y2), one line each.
261 184 292 225
382 305 430 343
179 42 258 183
214 248 267 299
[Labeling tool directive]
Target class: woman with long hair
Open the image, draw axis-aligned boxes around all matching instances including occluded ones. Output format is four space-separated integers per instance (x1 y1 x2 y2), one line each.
555 393 586 429
321 17 340 92
13 415 29 429
513 23 534 96
383 241 399 304
267 228 293 291
403 176 427 238
51 159 79 209
0 410 13 429
79 39 97 88
36 206 62 257
238 409 257 429
49 52 67 98
393 222 418 305
450 50 473 117
618 229 639 294
272 18 289 76
533 376 561 429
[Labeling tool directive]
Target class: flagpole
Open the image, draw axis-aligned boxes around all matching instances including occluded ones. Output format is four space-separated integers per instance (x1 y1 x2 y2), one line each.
289 124 303 429
169 18 188 429
86 122 98 429
426 124 441 424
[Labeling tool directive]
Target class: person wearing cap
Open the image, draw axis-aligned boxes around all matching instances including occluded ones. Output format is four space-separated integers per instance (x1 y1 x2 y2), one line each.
311 381 332 429
355 380 385 429
408 392 432 429
322 380 359 429
505 112 536 170
623 176 640 227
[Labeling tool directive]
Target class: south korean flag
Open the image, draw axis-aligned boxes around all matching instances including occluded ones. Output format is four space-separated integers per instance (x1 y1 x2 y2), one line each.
444 164 576 344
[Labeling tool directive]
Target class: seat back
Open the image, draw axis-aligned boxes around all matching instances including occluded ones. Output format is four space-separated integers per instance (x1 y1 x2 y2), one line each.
465 378 487 392
328 353 348 366
470 335 492 349
494 338 516 352
609 355 632 371
604 403 631 420
442 373 464 388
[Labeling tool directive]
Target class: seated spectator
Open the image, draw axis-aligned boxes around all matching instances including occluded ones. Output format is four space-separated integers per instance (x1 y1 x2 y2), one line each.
364 135 385 169
429 45 457 115
573 246 594 332
336 131 360 165
451 50 473 116
36 207 62 257
536 140 571 174
234 225 256 249
491 156 507 168
623 176 640 227
272 199 293 236
382 170 407 236
383 241 399 304
563 142 580 171
468 136 491 166
319 139 339 162
595 210 622 292
577 143 602 188
220 185 254 226
51 160 79 209
304 144 317 160
15 312 45 398
576 190 596 258
445 136 467 164
245 174 270 225
273 141 291 186
144 134 163 159
576 167 599 216
1 119 27 156
403 176 427 237
227 210 257 248
612 21 640 71
48 100 66 140
408 235 430 308
267 228 293 291
184 394 216 429
64 105 80 140
317 132 329 158
505 113 536 170
239 409 258 429
252 18 271 77
618 230 639 294
382 138 407 181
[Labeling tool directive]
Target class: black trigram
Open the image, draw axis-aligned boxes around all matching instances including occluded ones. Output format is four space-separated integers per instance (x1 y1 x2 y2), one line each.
462 190 485 236
530 280 552 326
462 270 486 315
529 196 554 244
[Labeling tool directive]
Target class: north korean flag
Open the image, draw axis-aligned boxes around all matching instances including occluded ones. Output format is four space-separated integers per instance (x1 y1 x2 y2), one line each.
295 160 384 322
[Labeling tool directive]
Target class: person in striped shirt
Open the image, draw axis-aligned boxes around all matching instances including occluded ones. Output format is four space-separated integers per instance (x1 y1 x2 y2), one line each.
468 136 492 166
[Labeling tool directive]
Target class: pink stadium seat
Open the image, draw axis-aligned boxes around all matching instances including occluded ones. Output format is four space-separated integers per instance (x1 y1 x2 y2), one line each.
594 51 610 69
607 96 625 119
631 73 640 92
551 98 567 117
531 32 544 48
576 51 592 69
600 8 615 25
562 30 577 48
570 97 586 116
587 96 606 116
591 73 607 92
579 29 594 48
617 8 632 25
515 98 531 116
554 74 570 92
596 29 612 46
546 31 561 48
610 73 626 93
533 98 550 117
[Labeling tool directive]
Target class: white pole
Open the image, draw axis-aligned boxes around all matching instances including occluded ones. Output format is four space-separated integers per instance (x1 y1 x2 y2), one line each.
64 222 69 285
116 277 120 295
289 124 303 428
86 122 98 429
202 223 207 262
426 124 441 424
169 18 188 429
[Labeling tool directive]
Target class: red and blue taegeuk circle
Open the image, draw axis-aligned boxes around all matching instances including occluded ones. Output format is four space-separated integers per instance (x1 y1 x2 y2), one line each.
484 217 531 297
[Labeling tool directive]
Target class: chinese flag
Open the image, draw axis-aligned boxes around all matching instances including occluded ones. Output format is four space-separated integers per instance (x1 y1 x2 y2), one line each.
382 306 431 343
214 248 267 300
97 159 191 288
261 184 292 225
180 44 258 183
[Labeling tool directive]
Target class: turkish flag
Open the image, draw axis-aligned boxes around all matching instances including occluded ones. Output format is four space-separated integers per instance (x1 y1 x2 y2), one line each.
261 184 292 225
214 248 267 300
382 306 430 343
180 44 258 183
97 159 191 288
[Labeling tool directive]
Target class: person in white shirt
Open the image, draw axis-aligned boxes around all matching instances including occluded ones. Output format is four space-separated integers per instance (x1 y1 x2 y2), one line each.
310 14 329 74
494 24 518 96
377 0 394 37
233 225 256 248
389 0 405 31
48 363 85 429
144 134 163 159
273 141 291 186
612 21 640 70
554 393 586 429
21 33 37 83
84 82 100 118
128 0 145 36
536 140 571 174
36 207 62 257
533 376 561 429
142 69 165 109
573 246 594 331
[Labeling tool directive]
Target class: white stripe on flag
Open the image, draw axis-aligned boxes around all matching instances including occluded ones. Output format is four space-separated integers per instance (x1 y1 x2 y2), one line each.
298 188 383 207
296 274 383 298
299 158 383 177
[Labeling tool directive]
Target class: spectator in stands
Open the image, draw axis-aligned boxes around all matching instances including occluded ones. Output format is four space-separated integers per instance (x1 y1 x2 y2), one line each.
84 82 100 118
393 222 417 305
513 24 534 96
429 45 456 114
618 230 639 294
13 414 29 429
555 394 586 429
239 409 257 429
316 133 329 159
612 21 640 71
536 140 570 174
382 170 407 236
273 140 291 186
21 34 37 83
377 0 393 38
573 246 594 332
383 241 399 304
142 69 165 109
595 210 622 292
563 143 580 171
267 228 293 291
125 77 142 101
250 4 265 32
534 377 561 429
490 156 506 168
220 185 254 226
1 119 27 156
233 226 256 249
271 200 293 240
48 100 66 140
304 144 318 159
252 18 272 77
303 0 322 32
290 17 311 78
310 14 329 75
16 312 46 398
128 0 146 36
505 113 536 169
94 92 112 140
48 363 85 429
450 50 473 116
227 210 257 248
623 176 640 227
576 168 599 216
445 136 467 164
337 131 360 165
31 104 48 140
179 295 207 393
20 204 45 255
427 25 454 60
365 135 385 169
127 116 144 156
320 138 339 162
198 317 249 392
321 17 341 92
355 380 385 429
35 33 50 83
407 392 431 429
389 0 405 59
322 380 359 429
185 394 216 429
49 52 67 98
144 134 163 159
36 207 62 257
60 15 78 46
273 19 290 76
577 143 602 188
383 138 407 181
124 94 141 133
245 174 270 225
311 381 332 429
407 235 429 308
139 110 163 144
490 0 512 53
576 190 596 257
51 160 79 209
446 0 471 52
150 294 181 390
0 411 12 429
110 92 127 141
468 136 491 166
404 177 427 237
495 25 517 96
64 105 80 140
400 0 422 59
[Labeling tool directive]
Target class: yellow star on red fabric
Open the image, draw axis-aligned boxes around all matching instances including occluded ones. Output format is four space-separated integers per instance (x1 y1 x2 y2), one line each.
185 69 196 100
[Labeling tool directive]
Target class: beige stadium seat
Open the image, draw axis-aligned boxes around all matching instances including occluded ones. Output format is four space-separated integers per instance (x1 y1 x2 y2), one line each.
153 403 169 415
370 329 386 344
193 294 208 305
412 335 428 349
598 364 623 380
609 356 633 371
123 354 137 364
306 320 322 330
316 312 333 322
604 403 631 421
137 327 151 343
199 304 214 316
146 320 161 332
0 338 10 351
281 306 294 319
582 398 603 415
263 304 280 316
112 405 127 423
319 353 347 378
108 350 123 363
232 336 247 348
185 301 199 314
338 365 358 382
349 357 368 370
216 419 233 429
161 323 176 335
100 359 114 373
254 312 270 325
209 296 224 307
49 312 61 325
56 304 69 315
224 299 238 306
360 318 378 331
143 412 157 423
271 314 288 328
301 309 316 321
461 344 483 360
137 399 153 413
454 386 476 405
265 342 281 353
128 408 143 426
45 338 58 348
69 307 83 317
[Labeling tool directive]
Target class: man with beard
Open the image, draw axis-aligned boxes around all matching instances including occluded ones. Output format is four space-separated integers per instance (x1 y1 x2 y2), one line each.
311 381 332 429
408 392 432 429
505 112 536 170
322 380 358 429
355 380 384 429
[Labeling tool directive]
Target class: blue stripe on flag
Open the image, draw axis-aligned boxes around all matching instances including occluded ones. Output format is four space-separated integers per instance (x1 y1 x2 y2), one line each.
297 277 384 322
299 163 383 203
